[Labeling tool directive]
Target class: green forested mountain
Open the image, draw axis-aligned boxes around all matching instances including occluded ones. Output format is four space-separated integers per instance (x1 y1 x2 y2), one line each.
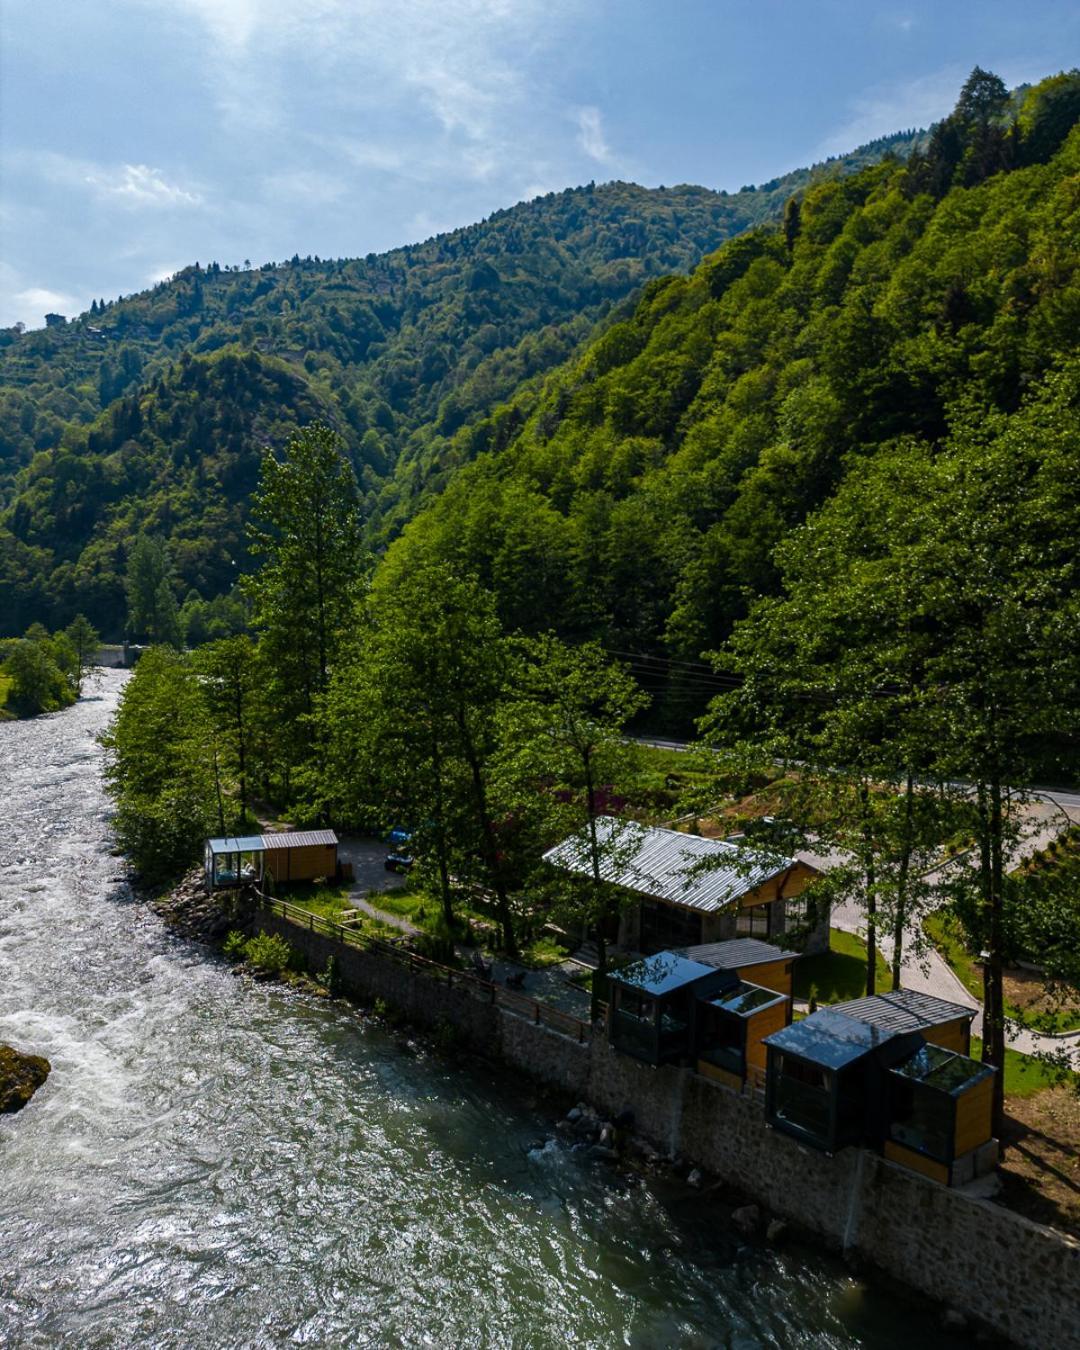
372 71 1080 724
0 132 930 635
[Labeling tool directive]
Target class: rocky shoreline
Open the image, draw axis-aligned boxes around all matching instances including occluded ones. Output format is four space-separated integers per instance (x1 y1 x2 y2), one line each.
0 1044 51 1115
143 868 238 943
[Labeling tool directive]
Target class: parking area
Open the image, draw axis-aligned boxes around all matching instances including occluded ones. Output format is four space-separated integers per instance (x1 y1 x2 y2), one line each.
337 836 405 895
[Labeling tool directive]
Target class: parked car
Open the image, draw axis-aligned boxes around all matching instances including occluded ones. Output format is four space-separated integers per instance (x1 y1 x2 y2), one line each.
387 827 412 847
384 850 414 873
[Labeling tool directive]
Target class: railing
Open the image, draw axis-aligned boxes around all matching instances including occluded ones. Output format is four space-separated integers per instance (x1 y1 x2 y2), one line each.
252 890 592 1044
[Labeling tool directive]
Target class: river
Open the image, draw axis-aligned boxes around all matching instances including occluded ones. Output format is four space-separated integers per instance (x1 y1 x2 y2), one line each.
0 670 965 1348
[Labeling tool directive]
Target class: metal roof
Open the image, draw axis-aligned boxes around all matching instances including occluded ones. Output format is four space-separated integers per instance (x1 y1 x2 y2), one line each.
542 817 802 914
832 989 975 1036
207 835 266 854
260 830 338 850
764 1009 901 1070
682 938 797 969
609 951 725 997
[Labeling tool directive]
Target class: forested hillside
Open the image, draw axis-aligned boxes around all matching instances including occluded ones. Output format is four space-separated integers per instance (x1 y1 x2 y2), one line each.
377 70 1080 724
0 132 929 635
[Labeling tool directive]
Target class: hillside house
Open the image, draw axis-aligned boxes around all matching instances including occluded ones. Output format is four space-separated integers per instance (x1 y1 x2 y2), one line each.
543 818 825 954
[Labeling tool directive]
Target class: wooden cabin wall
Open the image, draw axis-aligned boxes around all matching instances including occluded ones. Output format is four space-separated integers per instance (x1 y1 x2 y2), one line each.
735 959 793 997
740 862 819 910
954 1075 994 1157
923 1018 972 1054
264 845 338 883
883 1140 950 1186
745 999 791 1072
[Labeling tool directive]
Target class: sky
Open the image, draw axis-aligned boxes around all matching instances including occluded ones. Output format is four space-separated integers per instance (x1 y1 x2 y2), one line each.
2 0 1078 329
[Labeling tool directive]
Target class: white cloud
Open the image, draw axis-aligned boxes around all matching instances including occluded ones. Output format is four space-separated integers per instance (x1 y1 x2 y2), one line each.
575 105 613 165
87 163 202 207
262 170 346 205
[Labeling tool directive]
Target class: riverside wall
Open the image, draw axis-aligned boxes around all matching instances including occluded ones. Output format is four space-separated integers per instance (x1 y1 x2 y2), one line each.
251 906 1080 1350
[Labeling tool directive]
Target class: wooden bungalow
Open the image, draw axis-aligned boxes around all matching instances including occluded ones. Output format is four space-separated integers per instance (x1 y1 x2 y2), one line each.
204 829 339 891
694 980 791 1090
543 818 826 955
606 952 733 1066
831 988 975 1054
681 938 798 997
884 1042 997 1186
763 995 997 1185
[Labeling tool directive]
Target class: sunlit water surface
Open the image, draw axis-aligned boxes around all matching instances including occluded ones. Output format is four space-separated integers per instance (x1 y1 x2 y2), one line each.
0 671 964 1347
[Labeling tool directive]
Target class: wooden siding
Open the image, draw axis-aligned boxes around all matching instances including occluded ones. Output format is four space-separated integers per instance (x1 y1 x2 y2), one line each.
746 999 791 1073
696 1061 743 1091
954 1074 994 1157
923 1018 971 1054
884 1140 950 1186
739 861 819 909
734 958 792 997
263 844 338 884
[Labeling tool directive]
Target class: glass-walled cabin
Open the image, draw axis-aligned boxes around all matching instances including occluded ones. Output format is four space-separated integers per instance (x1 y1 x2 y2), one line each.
607 953 731 1066
204 836 265 890
695 982 790 1089
885 1043 996 1185
764 1011 921 1153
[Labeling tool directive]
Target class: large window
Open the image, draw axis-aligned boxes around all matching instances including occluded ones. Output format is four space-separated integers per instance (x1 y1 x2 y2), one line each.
889 1081 952 1161
771 1054 832 1144
640 899 703 951
736 903 771 938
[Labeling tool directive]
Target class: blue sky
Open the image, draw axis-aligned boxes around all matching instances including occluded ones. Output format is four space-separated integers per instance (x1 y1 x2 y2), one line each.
2 0 1077 328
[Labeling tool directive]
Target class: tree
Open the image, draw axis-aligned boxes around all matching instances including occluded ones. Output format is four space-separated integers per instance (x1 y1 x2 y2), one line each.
64 614 100 696
100 647 217 878
126 536 181 647
510 635 648 1016
195 635 260 827
244 423 365 739
2 638 70 716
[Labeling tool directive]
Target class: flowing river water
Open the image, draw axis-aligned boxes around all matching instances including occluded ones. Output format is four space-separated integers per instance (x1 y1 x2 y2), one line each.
0 670 966 1348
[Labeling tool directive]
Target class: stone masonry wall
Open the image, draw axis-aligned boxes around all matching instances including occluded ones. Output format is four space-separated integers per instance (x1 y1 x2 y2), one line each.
250 906 1080 1350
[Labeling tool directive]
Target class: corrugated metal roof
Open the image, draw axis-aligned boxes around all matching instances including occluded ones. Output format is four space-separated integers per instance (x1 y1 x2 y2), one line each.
682 938 797 969
260 830 338 849
832 989 975 1035
542 817 798 914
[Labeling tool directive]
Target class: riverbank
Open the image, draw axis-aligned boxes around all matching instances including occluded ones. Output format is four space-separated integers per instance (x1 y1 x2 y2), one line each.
3 671 989 1348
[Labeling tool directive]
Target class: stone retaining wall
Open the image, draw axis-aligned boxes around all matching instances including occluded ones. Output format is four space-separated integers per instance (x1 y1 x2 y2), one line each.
251 905 1080 1350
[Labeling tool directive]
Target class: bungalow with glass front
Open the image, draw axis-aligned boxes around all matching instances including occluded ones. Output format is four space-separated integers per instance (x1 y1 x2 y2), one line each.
204 829 339 891
542 817 826 954
762 991 996 1186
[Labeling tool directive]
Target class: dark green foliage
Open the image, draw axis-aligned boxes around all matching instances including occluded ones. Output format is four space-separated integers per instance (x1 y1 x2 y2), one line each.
380 72 1080 733
0 150 931 637
100 647 218 879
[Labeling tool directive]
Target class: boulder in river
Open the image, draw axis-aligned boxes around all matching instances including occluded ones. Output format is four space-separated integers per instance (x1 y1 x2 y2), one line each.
0 1044 51 1114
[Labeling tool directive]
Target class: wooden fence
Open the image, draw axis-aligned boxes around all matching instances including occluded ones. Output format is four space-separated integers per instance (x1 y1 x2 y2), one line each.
254 891 593 1044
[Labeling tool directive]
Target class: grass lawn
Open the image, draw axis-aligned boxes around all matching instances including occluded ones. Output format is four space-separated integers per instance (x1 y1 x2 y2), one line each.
925 911 1080 1034
793 928 892 1005
970 1036 1078 1098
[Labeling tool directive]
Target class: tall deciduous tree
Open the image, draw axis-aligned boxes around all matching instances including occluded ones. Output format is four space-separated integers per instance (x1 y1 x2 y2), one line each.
64 614 100 695
244 423 366 789
126 536 181 648
510 635 648 1016
195 635 261 827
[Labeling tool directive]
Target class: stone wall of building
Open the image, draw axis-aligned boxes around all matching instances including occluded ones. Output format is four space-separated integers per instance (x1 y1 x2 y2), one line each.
250 904 1079 1350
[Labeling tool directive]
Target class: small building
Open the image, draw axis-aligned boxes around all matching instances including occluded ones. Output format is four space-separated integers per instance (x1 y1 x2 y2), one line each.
763 1010 921 1153
204 835 266 890
694 980 791 1090
681 938 798 997
832 988 975 1055
885 1042 996 1186
204 829 338 891
606 952 733 1066
543 817 825 954
763 996 997 1184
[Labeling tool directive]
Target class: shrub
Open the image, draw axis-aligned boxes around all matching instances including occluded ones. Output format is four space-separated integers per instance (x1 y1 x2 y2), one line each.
242 931 294 973
222 929 247 960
